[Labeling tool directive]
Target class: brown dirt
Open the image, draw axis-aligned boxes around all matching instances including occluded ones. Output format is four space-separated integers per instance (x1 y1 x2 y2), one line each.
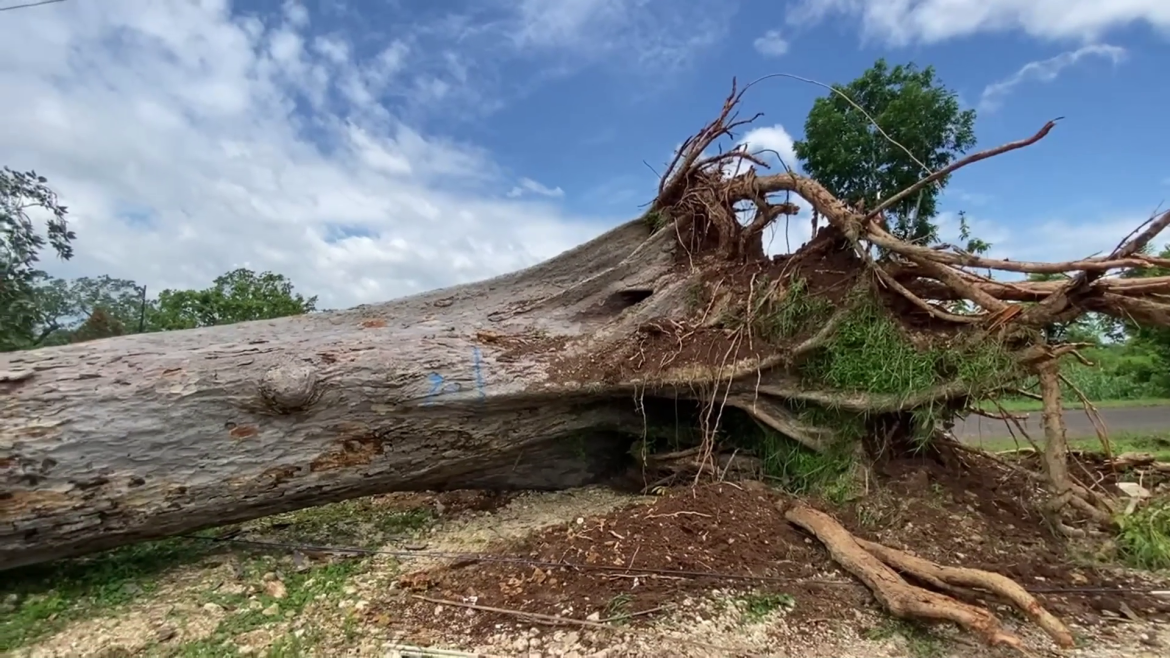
386 451 1170 649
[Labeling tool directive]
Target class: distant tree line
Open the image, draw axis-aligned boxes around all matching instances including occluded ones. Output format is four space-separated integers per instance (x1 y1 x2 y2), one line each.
2 167 315 352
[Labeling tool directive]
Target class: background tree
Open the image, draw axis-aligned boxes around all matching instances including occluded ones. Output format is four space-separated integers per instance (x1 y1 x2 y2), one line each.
1119 243 1170 393
69 307 126 343
0 168 75 351
150 268 317 330
794 59 976 245
29 275 145 346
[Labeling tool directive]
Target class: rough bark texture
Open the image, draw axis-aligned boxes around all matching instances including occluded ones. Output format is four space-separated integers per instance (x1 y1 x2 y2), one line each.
0 220 672 570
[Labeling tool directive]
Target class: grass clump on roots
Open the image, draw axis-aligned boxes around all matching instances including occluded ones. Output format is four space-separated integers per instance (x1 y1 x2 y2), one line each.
722 408 858 501
752 277 834 341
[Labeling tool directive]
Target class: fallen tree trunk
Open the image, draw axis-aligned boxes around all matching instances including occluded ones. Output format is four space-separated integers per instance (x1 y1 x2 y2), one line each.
0 220 679 570
5 79 1170 571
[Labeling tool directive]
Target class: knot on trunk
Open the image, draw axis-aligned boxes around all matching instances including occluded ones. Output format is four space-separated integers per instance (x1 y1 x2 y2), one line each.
259 364 320 413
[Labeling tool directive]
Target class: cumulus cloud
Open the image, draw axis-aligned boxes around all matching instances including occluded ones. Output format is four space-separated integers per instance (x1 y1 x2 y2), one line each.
979 44 1126 111
0 0 624 310
753 30 790 56
786 0 1170 46
739 125 800 173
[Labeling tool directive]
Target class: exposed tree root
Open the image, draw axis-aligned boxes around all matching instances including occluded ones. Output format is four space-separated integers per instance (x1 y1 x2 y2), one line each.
786 505 1051 654
854 538 1074 648
609 77 1170 527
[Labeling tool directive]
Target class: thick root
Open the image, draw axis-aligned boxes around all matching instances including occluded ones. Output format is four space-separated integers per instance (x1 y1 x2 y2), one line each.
785 505 1029 653
855 538 1074 649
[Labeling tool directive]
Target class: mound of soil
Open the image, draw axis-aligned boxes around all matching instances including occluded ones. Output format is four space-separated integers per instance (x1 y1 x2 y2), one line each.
392 452 1170 643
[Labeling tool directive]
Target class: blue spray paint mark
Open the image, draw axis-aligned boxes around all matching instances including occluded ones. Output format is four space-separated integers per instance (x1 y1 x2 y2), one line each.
422 373 462 405
472 347 487 400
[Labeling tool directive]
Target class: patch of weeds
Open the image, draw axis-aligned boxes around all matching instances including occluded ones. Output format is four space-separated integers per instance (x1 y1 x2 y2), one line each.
684 279 708 310
603 593 633 623
168 557 363 658
248 499 434 549
1115 500 1170 570
753 277 832 341
856 503 886 529
735 591 794 623
721 407 857 501
0 532 228 653
865 618 945 658
644 210 668 232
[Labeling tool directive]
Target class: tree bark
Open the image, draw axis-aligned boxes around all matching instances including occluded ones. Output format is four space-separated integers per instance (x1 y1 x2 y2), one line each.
1 219 673 570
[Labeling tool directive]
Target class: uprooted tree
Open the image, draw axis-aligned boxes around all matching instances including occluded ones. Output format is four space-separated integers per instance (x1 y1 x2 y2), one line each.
3 79 1170 650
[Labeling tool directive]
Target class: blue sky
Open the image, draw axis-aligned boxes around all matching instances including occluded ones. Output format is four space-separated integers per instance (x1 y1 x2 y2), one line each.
1 0 1167 309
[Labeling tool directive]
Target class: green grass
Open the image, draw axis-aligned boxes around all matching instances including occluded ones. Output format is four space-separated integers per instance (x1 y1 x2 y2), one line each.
735 591 795 623
979 397 1170 413
865 618 945 658
0 534 225 653
0 500 435 655
1115 501 1170 571
973 431 1170 461
164 557 364 658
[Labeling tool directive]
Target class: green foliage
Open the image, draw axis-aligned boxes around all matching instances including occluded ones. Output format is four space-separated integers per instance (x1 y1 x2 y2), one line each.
1 168 75 351
753 277 833 341
735 591 795 623
149 268 317 331
794 59 976 244
28 275 146 346
800 297 1015 397
1115 501 1170 571
1122 243 1170 394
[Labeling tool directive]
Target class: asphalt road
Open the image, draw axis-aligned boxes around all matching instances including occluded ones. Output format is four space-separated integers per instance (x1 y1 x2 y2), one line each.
953 405 1170 442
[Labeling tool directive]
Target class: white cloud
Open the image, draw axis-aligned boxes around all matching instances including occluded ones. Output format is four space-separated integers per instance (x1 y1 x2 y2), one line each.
787 0 1170 46
979 44 1126 111
508 0 730 72
753 29 790 56
507 177 565 199
739 125 800 173
0 1 611 310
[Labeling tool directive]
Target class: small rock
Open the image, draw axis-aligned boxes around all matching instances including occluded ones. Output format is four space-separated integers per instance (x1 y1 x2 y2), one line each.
586 611 601 622
155 626 176 642
202 602 224 614
121 582 143 596
262 603 280 616
238 645 255 655
513 638 529 651
264 580 287 599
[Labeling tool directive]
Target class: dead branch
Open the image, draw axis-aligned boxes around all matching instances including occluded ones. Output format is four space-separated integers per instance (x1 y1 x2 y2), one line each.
866 119 1060 220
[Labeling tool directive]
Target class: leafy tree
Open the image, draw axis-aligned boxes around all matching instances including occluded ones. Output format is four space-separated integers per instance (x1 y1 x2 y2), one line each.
30 275 146 346
150 268 317 330
70 307 127 343
1119 244 1170 393
1 168 75 351
794 59 977 245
